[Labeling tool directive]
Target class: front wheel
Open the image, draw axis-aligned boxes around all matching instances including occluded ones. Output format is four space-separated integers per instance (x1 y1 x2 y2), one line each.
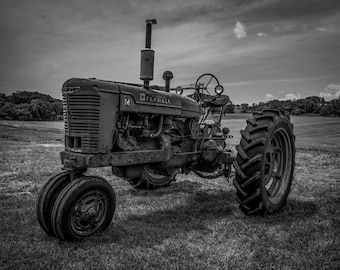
36 172 71 236
51 176 116 240
233 109 295 215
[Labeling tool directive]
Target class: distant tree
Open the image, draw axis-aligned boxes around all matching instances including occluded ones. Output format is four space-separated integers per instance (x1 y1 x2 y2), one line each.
223 104 235 114
0 91 62 121
291 108 303 116
320 106 331 116
0 93 9 102
9 91 57 104
240 103 249 113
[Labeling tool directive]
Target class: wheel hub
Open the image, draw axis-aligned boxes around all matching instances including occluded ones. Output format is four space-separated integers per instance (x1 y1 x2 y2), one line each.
263 128 292 204
71 191 107 236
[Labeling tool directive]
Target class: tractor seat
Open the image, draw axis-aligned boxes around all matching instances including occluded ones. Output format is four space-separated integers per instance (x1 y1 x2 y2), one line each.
202 96 230 107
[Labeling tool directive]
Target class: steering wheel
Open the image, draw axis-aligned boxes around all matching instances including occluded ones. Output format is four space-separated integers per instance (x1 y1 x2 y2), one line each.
195 73 220 96
193 73 222 103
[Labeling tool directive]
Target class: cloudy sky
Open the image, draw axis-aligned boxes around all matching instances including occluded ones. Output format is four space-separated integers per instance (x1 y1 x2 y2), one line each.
1 0 340 104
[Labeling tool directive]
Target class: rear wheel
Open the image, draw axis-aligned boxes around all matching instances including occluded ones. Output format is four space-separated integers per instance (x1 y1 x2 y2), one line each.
51 176 116 240
233 109 295 215
36 172 71 236
128 165 173 190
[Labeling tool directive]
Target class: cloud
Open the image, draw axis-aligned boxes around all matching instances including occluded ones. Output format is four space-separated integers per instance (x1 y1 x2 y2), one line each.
317 27 327 32
319 84 340 101
325 83 340 91
264 93 275 101
264 93 301 101
235 0 340 24
233 21 246 39
257 32 267 37
281 93 301 100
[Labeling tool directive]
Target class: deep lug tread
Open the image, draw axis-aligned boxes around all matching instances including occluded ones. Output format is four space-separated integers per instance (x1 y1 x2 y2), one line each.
233 109 295 216
241 172 261 189
240 130 251 142
243 138 266 151
236 145 249 160
248 124 269 134
233 178 248 197
235 195 250 210
247 202 264 215
263 109 281 117
246 118 257 126
253 115 274 122
240 154 263 170
233 161 247 179
243 188 261 205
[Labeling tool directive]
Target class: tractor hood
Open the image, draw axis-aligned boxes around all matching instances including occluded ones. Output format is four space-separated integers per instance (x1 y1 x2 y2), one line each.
62 78 200 119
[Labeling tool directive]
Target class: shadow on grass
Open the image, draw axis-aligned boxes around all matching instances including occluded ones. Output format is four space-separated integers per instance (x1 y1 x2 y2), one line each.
95 188 320 247
36 187 318 250
286 198 318 216
127 180 203 197
104 189 236 247
244 198 318 226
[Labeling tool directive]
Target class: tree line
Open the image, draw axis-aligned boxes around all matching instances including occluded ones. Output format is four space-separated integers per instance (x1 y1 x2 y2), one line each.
236 96 340 116
0 91 63 121
1 91 339 121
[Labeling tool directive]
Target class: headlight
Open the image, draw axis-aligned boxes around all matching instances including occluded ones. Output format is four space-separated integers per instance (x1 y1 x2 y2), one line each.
214 85 224 95
175 86 183 95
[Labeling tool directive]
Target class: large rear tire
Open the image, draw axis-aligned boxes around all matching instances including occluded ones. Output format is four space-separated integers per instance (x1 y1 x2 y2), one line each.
36 172 71 236
233 109 295 215
51 176 116 240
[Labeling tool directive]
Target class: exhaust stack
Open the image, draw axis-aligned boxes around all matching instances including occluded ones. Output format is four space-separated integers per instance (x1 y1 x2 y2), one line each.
140 19 157 89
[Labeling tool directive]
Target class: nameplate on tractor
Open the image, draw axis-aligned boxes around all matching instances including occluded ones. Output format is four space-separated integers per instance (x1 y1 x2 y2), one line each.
140 93 171 104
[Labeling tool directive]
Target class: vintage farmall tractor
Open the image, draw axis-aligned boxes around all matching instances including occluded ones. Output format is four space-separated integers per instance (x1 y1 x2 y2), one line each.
37 20 295 240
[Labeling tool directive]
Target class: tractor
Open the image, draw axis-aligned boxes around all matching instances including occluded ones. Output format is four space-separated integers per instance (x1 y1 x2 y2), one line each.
37 19 295 240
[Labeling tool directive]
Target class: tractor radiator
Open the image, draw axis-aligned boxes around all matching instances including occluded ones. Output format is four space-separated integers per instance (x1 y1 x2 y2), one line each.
63 93 101 152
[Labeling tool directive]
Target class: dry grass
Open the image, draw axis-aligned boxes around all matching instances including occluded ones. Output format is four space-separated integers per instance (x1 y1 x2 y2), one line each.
0 122 339 270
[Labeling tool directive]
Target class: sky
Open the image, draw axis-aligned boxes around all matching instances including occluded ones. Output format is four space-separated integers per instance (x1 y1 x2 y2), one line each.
0 0 340 104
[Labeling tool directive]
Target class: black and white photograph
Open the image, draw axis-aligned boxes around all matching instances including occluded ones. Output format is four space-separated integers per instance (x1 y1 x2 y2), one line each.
0 0 339 269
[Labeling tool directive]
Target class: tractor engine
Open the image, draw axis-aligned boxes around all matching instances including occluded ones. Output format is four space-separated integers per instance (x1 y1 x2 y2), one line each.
61 77 225 181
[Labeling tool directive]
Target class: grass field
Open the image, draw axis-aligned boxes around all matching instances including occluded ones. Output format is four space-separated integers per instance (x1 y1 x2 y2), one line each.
0 116 339 269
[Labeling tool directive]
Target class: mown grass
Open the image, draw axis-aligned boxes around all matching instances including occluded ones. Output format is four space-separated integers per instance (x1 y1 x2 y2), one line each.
0 123 339 269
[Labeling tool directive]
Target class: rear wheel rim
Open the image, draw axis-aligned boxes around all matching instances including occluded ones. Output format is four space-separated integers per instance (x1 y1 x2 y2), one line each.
71 190 108 236
264 128 293 204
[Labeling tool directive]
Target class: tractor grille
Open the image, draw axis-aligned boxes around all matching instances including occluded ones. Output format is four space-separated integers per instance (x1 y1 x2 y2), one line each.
63 94 101 151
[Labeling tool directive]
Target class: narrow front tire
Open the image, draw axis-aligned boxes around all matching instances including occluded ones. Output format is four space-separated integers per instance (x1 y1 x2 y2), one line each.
51 176 116 240
36 172 71 236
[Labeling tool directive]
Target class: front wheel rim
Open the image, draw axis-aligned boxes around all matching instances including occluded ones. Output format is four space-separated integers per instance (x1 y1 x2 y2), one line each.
71 190 108 236
263 128 293 204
